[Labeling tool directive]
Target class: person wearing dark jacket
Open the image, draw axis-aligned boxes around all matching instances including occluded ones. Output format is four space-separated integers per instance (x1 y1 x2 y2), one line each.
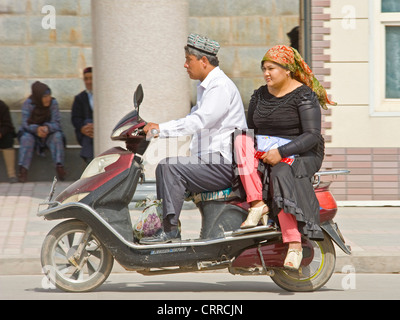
0 100 17 183
71 67 94 163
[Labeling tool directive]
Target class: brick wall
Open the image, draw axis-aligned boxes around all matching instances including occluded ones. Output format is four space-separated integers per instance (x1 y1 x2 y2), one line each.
309 0 332 143
188 0 300 109
1 0 299 136
0 0 301 182
323 148 400 201
0 0 92 146
311 0 400 202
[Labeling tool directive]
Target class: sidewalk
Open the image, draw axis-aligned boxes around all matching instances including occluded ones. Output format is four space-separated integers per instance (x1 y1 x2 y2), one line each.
1 181 400 275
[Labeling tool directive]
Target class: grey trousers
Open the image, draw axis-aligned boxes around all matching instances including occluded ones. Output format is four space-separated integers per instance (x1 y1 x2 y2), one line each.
155 152 234 226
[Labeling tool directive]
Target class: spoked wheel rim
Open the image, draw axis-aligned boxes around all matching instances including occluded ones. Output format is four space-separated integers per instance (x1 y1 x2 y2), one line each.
271 234 336 292
51 229 105 283
41 220 114 292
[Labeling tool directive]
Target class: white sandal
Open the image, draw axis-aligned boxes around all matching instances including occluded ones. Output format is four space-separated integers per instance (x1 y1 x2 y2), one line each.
240 204 269 229
284 249 303 270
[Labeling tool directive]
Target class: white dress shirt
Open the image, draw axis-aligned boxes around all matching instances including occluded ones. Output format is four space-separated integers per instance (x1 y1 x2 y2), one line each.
159 67 247 162
86 90 93 110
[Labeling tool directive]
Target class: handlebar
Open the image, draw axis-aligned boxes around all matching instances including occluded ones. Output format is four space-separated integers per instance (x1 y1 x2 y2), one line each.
146 128 160 141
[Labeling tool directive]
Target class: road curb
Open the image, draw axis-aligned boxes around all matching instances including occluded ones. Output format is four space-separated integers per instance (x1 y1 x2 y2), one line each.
335 255 400 274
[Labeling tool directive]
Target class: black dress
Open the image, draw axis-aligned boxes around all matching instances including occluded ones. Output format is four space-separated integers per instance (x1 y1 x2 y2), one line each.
247 84 325 240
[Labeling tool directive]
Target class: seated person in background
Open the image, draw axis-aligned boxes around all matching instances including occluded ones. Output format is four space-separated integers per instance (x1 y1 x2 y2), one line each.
71 67 94 164
0 100 17 183
18 81 66 182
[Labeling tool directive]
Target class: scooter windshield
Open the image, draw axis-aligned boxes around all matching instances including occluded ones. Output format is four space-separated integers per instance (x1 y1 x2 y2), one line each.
111 109 145 140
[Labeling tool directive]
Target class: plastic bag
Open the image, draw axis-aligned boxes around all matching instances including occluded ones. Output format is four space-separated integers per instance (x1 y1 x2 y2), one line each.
133 197 163 240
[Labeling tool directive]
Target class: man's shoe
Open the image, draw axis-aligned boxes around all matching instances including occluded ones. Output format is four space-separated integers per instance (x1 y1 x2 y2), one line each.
18 166 28 183
56 165 66 181
9 177 18 184
140 228 181 245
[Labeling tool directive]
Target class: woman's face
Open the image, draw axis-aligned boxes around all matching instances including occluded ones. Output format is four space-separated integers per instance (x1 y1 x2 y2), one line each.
262 61 290 89
41 94 52 107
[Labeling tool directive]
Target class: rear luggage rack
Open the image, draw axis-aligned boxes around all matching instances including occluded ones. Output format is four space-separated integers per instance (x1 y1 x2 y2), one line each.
313 170 350 188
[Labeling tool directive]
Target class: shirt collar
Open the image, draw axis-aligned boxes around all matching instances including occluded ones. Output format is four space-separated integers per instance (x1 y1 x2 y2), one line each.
199 66 221 89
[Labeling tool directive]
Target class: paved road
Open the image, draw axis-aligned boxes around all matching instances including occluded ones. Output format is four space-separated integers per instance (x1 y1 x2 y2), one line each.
1 272 399 300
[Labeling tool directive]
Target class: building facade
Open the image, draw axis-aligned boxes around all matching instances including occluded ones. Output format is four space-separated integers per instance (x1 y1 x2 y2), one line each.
1 0 399 203
309 0 400 202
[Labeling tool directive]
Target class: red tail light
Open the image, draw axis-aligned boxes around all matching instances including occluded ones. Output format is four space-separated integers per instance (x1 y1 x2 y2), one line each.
315 183 337 222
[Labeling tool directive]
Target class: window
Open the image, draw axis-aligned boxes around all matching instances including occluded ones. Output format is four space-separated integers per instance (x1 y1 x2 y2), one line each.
370 0 400 115
385 26 400 99
382 0 400 13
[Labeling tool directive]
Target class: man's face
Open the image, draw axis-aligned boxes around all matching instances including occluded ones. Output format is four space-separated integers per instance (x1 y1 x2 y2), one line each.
184 54 205 81
84 72 93 92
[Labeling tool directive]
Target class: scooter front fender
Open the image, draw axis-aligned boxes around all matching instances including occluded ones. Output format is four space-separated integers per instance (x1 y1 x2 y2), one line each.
320 220 351 255
38 201 134 245
38 202 91 221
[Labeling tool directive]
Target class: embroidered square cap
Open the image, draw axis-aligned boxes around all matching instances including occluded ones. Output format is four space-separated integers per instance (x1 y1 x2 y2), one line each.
187 33 220 56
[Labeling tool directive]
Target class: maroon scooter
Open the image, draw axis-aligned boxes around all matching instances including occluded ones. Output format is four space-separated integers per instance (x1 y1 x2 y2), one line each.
38 84 351 293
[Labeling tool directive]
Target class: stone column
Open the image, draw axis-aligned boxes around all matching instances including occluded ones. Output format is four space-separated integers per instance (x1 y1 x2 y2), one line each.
91 0 190 175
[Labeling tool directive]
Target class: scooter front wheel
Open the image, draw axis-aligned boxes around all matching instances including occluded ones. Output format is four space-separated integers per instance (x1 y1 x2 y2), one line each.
270 233 336 292
41 219 114 292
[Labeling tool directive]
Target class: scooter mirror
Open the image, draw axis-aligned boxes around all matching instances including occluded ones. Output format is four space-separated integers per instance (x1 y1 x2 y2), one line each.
134 84 144 111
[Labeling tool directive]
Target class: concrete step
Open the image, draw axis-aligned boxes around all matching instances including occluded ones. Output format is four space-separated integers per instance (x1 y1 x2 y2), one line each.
2 110 87 182
0 147 85 182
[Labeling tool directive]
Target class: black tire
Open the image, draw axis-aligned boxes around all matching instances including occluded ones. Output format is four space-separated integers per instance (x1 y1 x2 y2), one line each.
41 219 114 292
271 234 336 292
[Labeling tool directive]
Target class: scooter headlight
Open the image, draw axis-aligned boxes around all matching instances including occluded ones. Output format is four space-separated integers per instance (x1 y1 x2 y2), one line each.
81 154 121 179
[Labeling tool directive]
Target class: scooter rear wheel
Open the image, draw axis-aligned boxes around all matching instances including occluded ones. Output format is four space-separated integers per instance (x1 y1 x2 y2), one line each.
270 233 336 292
41 219 114 292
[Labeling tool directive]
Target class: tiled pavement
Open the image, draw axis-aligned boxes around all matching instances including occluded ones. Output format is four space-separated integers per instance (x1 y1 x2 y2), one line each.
0 181 400 275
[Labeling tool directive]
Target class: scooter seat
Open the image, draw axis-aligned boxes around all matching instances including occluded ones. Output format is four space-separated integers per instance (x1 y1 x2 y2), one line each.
186 187 238 204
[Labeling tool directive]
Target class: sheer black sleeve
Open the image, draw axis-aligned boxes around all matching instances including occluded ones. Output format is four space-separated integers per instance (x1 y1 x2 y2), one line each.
247 91 258 133
278 92 322 158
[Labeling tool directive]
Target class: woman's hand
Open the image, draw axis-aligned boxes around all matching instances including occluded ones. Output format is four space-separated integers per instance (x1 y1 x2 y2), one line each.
37 126 49 138
261 149 282 166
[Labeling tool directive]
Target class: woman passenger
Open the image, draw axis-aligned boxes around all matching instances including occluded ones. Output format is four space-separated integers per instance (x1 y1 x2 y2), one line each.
235 45 336 270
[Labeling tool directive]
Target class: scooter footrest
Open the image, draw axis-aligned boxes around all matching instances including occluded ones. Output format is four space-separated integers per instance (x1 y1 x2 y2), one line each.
229 225 277 237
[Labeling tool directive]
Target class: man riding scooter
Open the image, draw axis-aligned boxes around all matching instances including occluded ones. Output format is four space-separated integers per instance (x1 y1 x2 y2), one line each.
141 34 247 244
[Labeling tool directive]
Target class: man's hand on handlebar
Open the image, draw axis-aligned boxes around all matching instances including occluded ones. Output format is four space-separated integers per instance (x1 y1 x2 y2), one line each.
143 122 160 140
143 122 159 134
